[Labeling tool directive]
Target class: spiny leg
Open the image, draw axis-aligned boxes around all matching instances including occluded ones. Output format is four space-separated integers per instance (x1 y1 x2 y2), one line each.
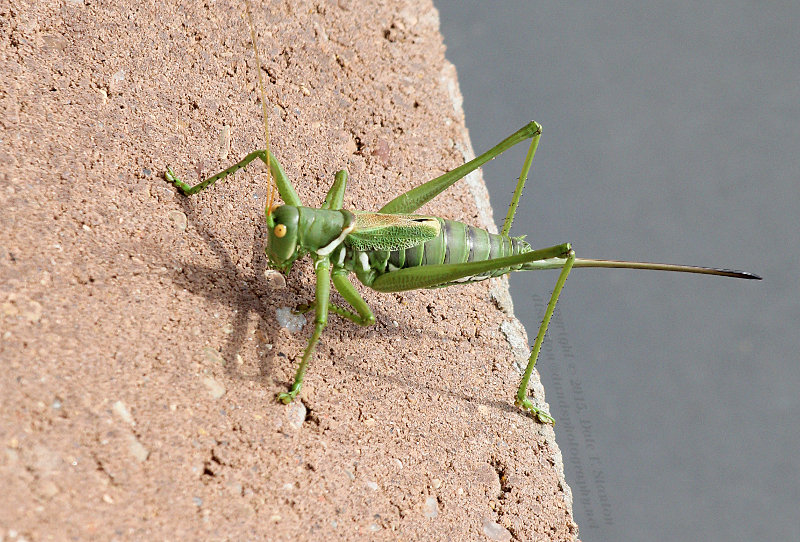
365 242 573 422
294 270 375 327
369 243 571 292
293 300 359 320
324 303 366 324
165 149 301 206
279 267 376 402
330 270 376 326
515 249 576 424
277 258 331 403
379 121 542 214
165 150 267 195
501 125 541 236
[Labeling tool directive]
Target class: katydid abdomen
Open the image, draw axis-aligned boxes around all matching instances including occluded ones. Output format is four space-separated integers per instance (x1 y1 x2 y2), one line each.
352 217 534 287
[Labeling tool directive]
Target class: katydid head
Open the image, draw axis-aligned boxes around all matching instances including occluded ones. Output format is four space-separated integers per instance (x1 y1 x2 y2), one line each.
266 204 301 273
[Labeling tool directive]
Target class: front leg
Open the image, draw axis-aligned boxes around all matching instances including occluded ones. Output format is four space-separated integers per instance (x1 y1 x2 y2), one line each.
278 258 331 403
165 148 302 207
165 150 266 195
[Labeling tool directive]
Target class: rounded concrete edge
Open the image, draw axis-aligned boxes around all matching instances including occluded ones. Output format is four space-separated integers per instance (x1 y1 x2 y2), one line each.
439 57 575 514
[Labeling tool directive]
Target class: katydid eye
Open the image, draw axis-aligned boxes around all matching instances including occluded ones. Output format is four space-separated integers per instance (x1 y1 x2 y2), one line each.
274 224 287 238
268 204 280 216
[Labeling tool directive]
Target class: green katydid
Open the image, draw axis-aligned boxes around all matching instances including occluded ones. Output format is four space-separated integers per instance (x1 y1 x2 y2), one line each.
164 4 760 423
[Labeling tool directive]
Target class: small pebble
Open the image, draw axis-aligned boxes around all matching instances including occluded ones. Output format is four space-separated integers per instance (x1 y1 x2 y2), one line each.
285 401 306 430
168 210 187 231
276 307 305 332
203 347 224 365
218 125 231 160
202 376 226 399
371 139 390 163
423 496 438 518
2 295 43 323
38 479 59 498
32 445 61 474
127 434 149 463
109 69 125 93
365 480 378 490
482 519 512 542
23 300 43 323
112 400 134 425
264 269 286 289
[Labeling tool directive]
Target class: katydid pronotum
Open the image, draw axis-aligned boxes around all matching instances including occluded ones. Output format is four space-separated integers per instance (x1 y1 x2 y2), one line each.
164 3 760 423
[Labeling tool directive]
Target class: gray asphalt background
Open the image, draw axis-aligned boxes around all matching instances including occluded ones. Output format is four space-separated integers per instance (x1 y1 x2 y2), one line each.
436 2 799 540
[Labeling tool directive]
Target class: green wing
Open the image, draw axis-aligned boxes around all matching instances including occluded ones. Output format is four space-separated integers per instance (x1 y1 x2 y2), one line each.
345 212 440 251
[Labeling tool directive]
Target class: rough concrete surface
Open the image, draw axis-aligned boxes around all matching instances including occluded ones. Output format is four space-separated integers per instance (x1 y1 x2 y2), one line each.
0 0 578 539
